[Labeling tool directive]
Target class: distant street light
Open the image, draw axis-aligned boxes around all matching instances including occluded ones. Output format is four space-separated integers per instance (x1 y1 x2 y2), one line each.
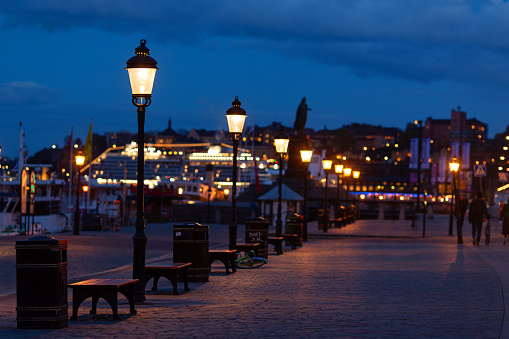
335 164 344 210
207 187 212 223
322 158 333 232
343 167 352 212
74 152 85 236
412 119 423 228
300 148 313 241
126 39 158 302
274 129 290 237
225 96 247 250
449 157 460 239
352 170 360 220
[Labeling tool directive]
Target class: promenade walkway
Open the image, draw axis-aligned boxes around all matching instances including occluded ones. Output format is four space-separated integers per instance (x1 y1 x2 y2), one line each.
0 214 507 338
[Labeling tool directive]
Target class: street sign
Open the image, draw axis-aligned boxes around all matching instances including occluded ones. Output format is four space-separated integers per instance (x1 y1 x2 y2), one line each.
474 164 486 177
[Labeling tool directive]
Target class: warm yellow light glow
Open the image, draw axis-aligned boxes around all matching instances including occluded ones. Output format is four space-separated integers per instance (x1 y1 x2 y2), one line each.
300 150 313 163
274 138 290 154
343 167 352 177
399 196 405 201
449 158 460 173
322 159 333 171
178 187 183 195
226 114 247 134
224 188 230 195
334 164 344 174
82 185 89 192
127 68 157 95
353 171 360 179
75 154 85 166
379 195 384 200
360 194 366 200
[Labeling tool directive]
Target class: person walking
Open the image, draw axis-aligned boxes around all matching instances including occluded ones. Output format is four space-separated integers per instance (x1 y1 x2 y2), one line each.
455 195 468 244
468 192 488 246
500 198 509 244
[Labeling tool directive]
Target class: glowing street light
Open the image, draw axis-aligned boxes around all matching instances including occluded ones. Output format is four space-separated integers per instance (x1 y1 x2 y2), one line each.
274 129 290 237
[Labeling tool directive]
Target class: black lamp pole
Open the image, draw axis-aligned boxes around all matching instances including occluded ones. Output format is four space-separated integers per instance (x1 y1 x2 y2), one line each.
274 129 289 237
126 39 158 302
226 96 247 250
323 169 329 233
276 154 284 237
207 187 212 223
448 165 454 236
412 120 423 228
73 158 83 236
303 163 309 241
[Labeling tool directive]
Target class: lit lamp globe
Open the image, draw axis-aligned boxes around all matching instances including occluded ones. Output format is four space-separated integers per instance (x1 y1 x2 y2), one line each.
343 167 352 177
274 130 290 157
322 159 333 171
126 39 158 100
353 171 360 179
449 158 460 173
300 149 313 164
226 96 247 140
75 153 85 167
335 164 344 175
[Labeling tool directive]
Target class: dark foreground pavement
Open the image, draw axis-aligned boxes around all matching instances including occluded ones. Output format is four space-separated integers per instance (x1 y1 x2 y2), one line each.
0 214 508 338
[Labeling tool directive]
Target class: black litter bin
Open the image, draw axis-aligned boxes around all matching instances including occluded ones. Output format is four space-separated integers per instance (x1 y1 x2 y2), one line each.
16 235 68 329
285 214 303 246
173 223 209 282
245 217 269 259
317 209 329 231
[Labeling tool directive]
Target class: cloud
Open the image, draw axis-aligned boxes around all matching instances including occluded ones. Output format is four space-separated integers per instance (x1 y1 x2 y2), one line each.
2 1 509 85
1 81 60 105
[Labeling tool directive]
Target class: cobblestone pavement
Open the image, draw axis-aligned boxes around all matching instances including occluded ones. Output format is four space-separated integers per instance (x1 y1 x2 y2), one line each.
0 215 507 338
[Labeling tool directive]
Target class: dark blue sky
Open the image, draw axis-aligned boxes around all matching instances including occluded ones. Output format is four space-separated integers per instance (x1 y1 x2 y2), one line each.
2 1 509 157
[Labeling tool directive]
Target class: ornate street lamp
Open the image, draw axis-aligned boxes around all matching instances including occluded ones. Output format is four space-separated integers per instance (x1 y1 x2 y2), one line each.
335 164 344 211
322 158 333 232
225 96 247 250
449 157 460 237
274 129 290 237
207 187 212 223
343 167 352 211
300 148 313 241
74 152 85 236
126 39 158 302
352 170 360 220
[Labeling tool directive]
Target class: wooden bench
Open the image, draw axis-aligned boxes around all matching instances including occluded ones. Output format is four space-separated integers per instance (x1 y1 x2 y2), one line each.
144 262 192 295
68 278 137 321
209 249 237 274
268 236 284 255
282 234 299 250
236 243 260 257
329 218 345 228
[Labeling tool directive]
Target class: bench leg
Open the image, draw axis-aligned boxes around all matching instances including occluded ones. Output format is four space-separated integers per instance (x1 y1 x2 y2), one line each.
71 289 90 321
119 283 137 316
167 270 179 295
181 267 190 292
90 295 99 314
229 253 237 273
152 275 161 291
102 290 119 321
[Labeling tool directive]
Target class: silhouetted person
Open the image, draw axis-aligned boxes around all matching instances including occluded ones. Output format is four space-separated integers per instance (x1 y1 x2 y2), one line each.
500 198 509 244
455 195 468 244
468 192 488 246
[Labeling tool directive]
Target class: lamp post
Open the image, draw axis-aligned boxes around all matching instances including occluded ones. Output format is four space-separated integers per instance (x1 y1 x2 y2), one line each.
274 129 290 237
448 156 454 236
207 187 212 223
322 158 333 232
335 164 344 211
74 152 85 236
412 119 423 228
353 170 360 219
449 157 460 239
300 149 313 242
343 167 352 212
126 39 158 302
225 96 247 250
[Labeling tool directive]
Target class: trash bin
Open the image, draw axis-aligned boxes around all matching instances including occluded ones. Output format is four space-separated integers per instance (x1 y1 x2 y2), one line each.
245 217 269 259
173 223 209 282
16 235 68 329
317 209 329 230
285 214 303 247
